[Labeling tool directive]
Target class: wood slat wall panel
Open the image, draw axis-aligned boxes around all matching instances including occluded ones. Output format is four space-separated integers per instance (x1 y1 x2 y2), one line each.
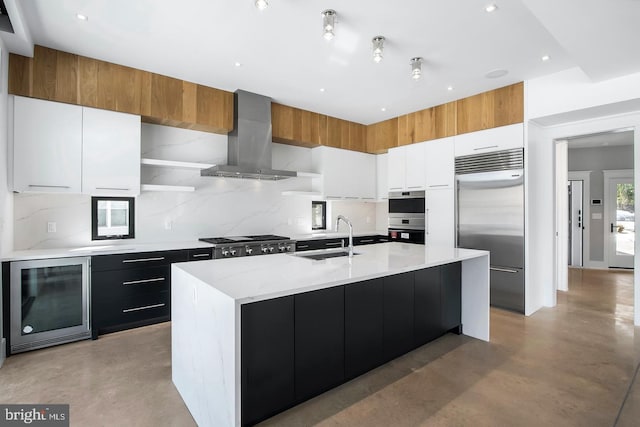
182 81 197 124
78 56 98 108
366 118 398 154
8 53 32 97
195 84 234 133
32 45 57 101
456 82 523 135
348 122 367 152
54 50 78 104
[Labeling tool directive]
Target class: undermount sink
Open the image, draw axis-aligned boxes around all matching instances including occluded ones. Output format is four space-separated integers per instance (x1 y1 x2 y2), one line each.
293 250 360 261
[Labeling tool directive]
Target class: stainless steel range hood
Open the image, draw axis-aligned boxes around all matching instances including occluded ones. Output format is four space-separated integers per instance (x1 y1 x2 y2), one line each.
201 90 297 180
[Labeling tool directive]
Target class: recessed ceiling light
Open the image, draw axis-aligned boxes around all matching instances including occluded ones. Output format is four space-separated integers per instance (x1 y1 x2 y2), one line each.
485 69 508 79
255 0 268 10
447 86 454 91
381 107 386 112
234 62 242 67
76 13 88 21
320 88 326 92
485 4 498 13
541 55 551 62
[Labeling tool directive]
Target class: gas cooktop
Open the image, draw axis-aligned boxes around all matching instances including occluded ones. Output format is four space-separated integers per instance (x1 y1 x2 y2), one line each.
199 235 290 245
199 235 296 259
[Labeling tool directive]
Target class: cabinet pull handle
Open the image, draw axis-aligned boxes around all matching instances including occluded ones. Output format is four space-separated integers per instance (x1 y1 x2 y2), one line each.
192 253 211 258
96 187 131 191
344 196 359 199
122 257 165 264
122 277 165 285
28 184 71 189
326 242 343 246
473 145 499 151
490 267 519 274
297 244 309 249
408 186 423 189
359 239 374 243
122 303 165 313
428 184 448 188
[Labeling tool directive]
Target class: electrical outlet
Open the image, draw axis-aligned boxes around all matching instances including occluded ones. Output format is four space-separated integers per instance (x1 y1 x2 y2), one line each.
47 222 57 233
164 220 173 230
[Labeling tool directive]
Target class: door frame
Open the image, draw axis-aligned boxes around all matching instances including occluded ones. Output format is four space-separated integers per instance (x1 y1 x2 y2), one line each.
568 171 591 268
603 169 634 268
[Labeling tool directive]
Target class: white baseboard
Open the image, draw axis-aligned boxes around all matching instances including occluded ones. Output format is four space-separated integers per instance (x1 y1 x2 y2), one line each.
0 338 6 368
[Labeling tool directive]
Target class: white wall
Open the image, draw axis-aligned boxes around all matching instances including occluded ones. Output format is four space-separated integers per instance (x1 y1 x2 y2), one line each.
0 40 10 367
525 102 640 325
525 121 556 313
12 124 379 250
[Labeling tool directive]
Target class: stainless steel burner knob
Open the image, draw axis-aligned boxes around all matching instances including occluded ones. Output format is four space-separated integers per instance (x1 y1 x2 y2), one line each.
246 246 253 255
261 247 269 254
230 249 237 256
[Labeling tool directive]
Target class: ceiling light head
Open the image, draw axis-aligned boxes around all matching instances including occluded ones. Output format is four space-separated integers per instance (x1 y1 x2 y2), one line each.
372 36 385 63
541 55 551 62
381 107 387 112
76 13 88 21
322 9 336 40
319 88 326 92
410 57 423 80
234 62 242 67
255 0 268 10
447 86 454 91
485 4 498 12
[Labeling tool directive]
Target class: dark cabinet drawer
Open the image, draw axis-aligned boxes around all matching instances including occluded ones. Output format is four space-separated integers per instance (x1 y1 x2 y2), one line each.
92 266 170 301
187 248 213 261
93 291 169 331
295 238 344 252
91 250 188 272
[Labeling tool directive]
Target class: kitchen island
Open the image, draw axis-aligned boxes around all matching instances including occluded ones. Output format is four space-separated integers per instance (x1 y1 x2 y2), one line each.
171 243 489 427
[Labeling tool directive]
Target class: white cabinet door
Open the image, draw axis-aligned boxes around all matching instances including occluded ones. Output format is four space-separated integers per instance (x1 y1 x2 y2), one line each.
426 188 455 247
13 96 83 193
376 153 388 200
454 123 524 157
312 147 376 199
82 107 141 196
387 147 405 191
405 142 426 190
425 137 454 189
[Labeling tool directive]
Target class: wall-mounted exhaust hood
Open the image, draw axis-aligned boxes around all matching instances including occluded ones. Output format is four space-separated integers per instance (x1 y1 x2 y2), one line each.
201 90 297 180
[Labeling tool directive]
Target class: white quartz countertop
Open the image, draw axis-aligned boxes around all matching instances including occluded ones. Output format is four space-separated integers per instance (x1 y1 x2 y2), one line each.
1 241 214 262
174 243 488 304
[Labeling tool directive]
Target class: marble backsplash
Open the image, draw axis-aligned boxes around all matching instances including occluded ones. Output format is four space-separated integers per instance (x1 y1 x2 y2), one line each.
13 124 381 250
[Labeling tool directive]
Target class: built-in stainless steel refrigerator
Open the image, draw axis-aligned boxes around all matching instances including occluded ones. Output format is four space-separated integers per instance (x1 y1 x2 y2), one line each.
455 148 525 313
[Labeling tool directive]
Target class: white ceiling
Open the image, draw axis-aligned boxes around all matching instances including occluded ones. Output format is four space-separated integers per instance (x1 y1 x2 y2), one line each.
567 130 634 149
3 0 640 124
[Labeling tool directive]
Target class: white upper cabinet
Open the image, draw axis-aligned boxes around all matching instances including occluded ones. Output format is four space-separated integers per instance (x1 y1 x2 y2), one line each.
83 107 141 196
387 142 426 192
13 96 83 193
426 188 455 248
312 146 376 200
376 153 388 200
454 123 524 157
12 96 142 195
424 136 455 189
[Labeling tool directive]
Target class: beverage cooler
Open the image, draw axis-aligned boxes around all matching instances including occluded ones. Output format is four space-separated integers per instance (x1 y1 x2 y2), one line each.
8 257 91 354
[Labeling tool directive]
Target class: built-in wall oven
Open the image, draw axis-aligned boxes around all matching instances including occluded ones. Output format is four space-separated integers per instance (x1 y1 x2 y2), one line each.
9 257 91 354
388 190 426 244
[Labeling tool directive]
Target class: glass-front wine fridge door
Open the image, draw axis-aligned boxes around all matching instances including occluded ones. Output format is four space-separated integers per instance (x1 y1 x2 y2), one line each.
10 257 90 353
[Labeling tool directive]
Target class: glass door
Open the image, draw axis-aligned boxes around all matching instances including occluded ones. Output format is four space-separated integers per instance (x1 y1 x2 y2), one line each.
10 257 90 353
608 178 635 268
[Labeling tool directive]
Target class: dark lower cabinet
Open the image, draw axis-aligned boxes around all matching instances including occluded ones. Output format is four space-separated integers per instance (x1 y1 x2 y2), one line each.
240 264 462 426
295 286 345 401
345 278 384 379
414 267 443 346
383 272 415 361
241 296 295 427
441 262 462 332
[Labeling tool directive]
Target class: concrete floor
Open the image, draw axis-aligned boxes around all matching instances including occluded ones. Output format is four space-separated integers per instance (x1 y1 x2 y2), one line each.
1 268 638 426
